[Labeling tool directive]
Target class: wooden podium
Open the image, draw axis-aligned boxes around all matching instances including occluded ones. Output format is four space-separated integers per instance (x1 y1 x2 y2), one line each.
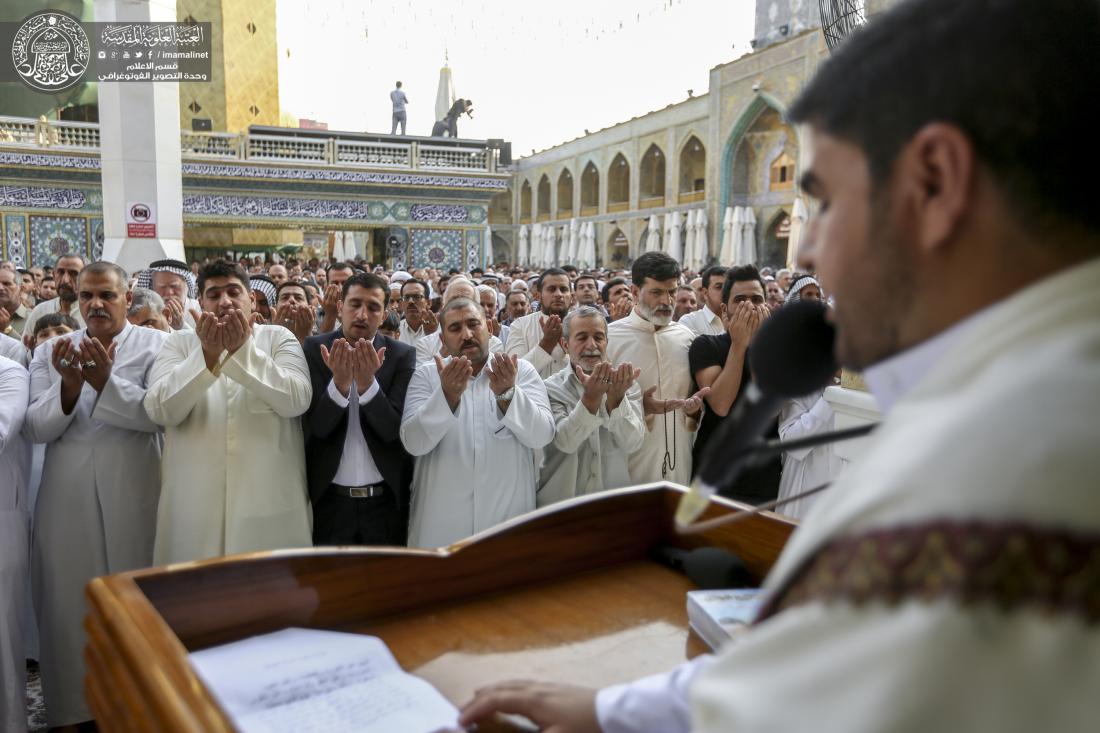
84 483 796 732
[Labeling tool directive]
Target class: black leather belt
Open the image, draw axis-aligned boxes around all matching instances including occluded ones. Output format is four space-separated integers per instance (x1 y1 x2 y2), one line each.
330 483 387 499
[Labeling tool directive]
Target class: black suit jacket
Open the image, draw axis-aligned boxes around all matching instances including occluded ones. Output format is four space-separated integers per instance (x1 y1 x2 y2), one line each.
302 329 416 513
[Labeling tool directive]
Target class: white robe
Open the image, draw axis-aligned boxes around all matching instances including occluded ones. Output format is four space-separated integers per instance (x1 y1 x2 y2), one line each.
144 325 314 564
775 390 842 520
0 332 27 366
538 367 646 507
504 310 570 378
596 257 1100 733
0 357 29 733
606 310 698 485
400 357 555 548
25 323 164 726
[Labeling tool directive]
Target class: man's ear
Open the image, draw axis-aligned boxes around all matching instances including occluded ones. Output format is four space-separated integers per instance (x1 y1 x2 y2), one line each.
630 284 640 300
900 122 975 255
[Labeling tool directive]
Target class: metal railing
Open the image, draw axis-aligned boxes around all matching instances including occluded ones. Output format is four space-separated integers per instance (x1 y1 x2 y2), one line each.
0 115 100 150
0 115 499 173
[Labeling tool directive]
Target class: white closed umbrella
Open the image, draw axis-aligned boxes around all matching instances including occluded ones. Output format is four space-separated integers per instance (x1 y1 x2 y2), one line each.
583 222 597 268
720 206 737 263
545 225 558 266
739 207 757 264
786 196 808 268
567 218 580 265
331 231 346 262
530 224 542 268
731 207 747 264
667 211 683 264
646 214 661 253
483 225 493 269
560 225 570 265
677 208 695 268
518 225 529 267
696 208 710 269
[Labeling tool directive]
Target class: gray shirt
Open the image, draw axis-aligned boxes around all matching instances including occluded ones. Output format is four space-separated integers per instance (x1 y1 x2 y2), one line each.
390 89 408 113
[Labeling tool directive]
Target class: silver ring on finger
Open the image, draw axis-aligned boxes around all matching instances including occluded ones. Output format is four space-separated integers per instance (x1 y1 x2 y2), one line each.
59 357 72 368
84 360 97 369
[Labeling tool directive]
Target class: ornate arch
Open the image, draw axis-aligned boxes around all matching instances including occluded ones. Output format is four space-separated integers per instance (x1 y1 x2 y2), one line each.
719 92 799 211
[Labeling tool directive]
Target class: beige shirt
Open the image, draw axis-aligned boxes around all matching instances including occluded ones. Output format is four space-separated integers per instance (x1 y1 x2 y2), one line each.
504 310 570 379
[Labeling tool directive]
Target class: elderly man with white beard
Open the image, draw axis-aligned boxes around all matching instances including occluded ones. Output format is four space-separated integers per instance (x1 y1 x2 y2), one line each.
538 306 644 507
605 252 709 486
401 298 554 548
26 262 165 730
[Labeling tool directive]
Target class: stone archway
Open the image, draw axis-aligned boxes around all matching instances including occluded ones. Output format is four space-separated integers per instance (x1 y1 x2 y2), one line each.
719 93 800 211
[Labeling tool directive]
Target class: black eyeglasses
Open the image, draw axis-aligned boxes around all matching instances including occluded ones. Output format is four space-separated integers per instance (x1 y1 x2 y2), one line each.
402 293 425 301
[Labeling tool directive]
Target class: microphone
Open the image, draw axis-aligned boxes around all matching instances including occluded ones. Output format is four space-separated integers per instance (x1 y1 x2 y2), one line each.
651 546 753 589
675 301 839 527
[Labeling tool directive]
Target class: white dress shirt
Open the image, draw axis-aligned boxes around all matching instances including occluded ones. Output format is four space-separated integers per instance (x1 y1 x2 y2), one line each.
327 378 384 486
677 304 724 337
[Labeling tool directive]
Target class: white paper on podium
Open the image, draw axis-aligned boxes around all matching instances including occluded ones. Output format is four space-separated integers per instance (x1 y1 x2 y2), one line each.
188 627 459 733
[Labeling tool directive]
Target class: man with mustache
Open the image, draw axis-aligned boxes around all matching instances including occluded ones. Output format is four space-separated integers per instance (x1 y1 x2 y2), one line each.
538 306 645 507
400 298 554 548
144 260 313 564
604 252 708 486
505 267 573 378
413 277 505 366
303 272 415 546
25 262 165 730
21 254 85 341
396 277 437 349
0 267 32 339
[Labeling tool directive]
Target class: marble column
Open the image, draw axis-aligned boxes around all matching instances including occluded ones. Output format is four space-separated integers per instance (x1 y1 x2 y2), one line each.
96 0 186 275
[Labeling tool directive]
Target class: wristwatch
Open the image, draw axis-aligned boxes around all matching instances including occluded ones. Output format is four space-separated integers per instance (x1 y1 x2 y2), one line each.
496 386 515 401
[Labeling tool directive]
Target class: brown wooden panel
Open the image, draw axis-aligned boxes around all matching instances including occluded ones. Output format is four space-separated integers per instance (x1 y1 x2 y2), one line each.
85 484 794 733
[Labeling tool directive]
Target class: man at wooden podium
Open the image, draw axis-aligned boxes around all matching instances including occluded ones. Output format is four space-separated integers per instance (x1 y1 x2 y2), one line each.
459 0 1100 731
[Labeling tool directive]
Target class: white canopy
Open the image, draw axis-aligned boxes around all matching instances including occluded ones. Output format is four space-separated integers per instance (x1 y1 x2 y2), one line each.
720 206 737 264
739 207 757 265
646 214 661 253
786 196 809 268
518 225 529 267
666 211 683 264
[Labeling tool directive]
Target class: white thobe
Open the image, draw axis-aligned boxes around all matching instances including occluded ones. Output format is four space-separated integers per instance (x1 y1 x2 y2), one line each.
677 304 724 337
26 323 164 726
0 332 27 366
595 256 1100 733
775 389 842 520
538 368 646 507
504 311 569 378
144 325 313 564
20 297 84 337
606 311 698 485
414 330 503 367
400 357 555 548
0 357 30 733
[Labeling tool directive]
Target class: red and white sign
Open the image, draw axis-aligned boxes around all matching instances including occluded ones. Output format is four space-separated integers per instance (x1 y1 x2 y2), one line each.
126 201 157 238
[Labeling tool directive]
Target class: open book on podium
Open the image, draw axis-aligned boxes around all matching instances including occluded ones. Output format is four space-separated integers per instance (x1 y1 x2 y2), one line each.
84 482 796 732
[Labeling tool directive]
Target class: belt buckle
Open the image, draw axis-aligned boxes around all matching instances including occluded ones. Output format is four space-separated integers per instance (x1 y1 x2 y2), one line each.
349 487 369 498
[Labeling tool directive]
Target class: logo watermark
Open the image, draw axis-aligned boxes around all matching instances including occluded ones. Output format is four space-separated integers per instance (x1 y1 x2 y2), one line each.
3 12 212 90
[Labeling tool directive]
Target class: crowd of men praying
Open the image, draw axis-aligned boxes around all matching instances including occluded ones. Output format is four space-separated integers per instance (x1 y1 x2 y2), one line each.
0 251 838 730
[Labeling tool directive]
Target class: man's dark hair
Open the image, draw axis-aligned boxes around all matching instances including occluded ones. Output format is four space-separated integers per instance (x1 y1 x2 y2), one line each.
400 278 428 296
470 267 484 277
573 273 599 291
327 262 354 275
722 264 767 304
601 277 627 303
701 265 728 290
630 252 681 286
788 0 1100 242
381 310 401 332
506 289 528 303
41 275 54 283
537 267 569 292
562 264 578 275
342 272 389 306
197 260 250 295
276 280 311 303
395 81 402 88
